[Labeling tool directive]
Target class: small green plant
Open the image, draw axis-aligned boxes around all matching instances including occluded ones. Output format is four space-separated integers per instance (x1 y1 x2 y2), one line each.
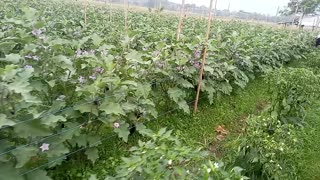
109 128 248 180
230 115 299 180
266 68 320 125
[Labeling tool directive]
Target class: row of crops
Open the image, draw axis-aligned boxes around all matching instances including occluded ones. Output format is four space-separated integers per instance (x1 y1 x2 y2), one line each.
0 0 317 179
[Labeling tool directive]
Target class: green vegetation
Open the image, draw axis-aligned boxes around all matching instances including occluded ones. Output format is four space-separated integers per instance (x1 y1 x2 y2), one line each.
1 0 320 179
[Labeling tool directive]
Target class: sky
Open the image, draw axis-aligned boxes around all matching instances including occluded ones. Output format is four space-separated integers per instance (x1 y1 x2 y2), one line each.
168 0 289 15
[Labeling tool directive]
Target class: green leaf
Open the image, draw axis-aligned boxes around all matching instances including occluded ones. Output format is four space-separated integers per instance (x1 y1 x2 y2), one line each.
177 78 193 89
41 115 67 127
26 170 52 180
46 80 56 87
0 54 21 64
114 123 130 142
73 103 98 116
0 114 16 128
177 100 190 114
12 146 38 168
14 120 51 138
100 102 125 115
92 34 103 46
0 163 24 180
204 66 214 74
168 88 185 103
85 147 99 163
89 174 98 180
135 83 151 98
122 102 137 112
44 143 69 158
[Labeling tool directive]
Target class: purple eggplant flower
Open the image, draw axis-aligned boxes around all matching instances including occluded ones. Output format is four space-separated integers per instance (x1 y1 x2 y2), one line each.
176 66 185 71
155 61 164 69
94 67 104 74
75 50 82 57
40 143 50 152
113 122 120 128
153 51 160 57
32 56 40 61
82 51 89 55
193 62 201 69
89 50 95 55
89 75 97 80
194 50 201 58
24 55 33 59
57 95 66 101
101 50 108 56
78 76 85 83
32 29 42 36
24 65 33 69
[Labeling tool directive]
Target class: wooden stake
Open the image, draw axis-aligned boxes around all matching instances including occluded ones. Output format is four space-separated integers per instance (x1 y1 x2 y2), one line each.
124 0 128 33
176 0 185 41
84 0 88 26
109 0 112 22
193 0 215 113
213 0 218 17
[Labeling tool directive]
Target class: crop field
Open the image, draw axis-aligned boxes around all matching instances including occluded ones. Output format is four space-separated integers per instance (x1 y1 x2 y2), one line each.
1 0 320 179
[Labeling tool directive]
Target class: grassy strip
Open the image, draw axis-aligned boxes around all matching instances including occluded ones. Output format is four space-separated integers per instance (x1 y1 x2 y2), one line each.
295 101 320 180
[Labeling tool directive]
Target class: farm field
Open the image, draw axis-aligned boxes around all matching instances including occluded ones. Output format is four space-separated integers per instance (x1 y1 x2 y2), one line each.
1 0 320 179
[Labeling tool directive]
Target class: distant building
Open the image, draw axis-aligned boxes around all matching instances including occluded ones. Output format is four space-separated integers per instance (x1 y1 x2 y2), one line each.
300 15 320 27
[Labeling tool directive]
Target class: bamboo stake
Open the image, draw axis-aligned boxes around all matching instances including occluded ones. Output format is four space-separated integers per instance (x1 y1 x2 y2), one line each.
213 0 218 17
176 0 185 41
84 0 88 26
124 0 128 33
109 0 112 22
193 0 215 113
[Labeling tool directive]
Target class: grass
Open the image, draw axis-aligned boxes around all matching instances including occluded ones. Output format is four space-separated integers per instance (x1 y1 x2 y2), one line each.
148 77 269 148
295 101 320 180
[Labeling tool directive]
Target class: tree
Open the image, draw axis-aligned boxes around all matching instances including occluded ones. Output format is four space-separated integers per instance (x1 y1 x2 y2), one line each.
280 0 320 15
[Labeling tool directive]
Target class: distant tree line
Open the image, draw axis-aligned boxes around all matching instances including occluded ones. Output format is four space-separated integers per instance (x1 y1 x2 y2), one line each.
96 0 292 23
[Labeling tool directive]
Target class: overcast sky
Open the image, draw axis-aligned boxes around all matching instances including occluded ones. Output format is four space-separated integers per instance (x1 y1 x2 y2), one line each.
168 0 289 15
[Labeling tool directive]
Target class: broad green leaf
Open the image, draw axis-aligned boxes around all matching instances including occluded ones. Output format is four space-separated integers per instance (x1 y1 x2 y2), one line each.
41 115 67 127
46 80 56 87
167 88 185 103
14 120 51 138
121 80 138 87
74 103 98 116
85 147 99 163
177 100 190 114
177 78 193 88
100 102 125 115
86 135 102 147
135 83 151 98
114 123 130 142
92 34 103 46
26 170 52 180
73 134 88 147
44 143 69 158
12 146 38 168
89 174 98 180
122 102 137 112
204 66 214 74
1 54 21 64
0 114 16 128
0 42 17 54
0 163 24 180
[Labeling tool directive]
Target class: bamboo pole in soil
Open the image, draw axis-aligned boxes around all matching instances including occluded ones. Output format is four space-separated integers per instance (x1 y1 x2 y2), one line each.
193 0 215 113
176 0 185 41
84 0 88 26
109 0 112 22
124 0 128 33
